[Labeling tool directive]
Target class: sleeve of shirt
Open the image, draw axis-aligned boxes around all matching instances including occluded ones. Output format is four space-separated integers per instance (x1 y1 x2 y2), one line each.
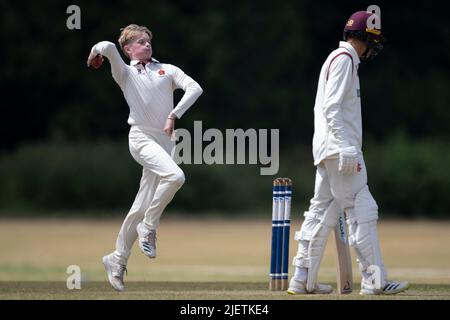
90 41 127 86
170 65 203 119
322 55 353 148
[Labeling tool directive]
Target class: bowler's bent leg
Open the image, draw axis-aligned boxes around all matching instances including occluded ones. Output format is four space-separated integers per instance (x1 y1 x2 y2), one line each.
112 168 159 265
138 143 185 229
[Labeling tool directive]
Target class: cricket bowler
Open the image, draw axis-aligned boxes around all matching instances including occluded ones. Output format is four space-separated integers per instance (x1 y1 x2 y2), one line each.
288 11 409 295
87 24 203 291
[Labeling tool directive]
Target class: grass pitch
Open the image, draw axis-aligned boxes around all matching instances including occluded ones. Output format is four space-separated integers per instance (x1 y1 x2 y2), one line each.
0 217 449 299
1 282 449 300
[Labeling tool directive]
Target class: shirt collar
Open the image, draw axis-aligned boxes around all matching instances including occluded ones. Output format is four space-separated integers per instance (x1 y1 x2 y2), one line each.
339 41 361 65
130 57 160 66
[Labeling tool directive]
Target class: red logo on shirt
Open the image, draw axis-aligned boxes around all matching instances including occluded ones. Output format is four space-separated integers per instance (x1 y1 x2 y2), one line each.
158 69 165 75
357 163 362 172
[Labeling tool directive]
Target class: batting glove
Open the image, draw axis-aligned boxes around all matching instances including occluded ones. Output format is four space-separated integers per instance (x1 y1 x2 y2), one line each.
338 146 360 175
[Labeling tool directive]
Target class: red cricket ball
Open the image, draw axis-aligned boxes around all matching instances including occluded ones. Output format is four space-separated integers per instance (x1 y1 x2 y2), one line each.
90 54 104 69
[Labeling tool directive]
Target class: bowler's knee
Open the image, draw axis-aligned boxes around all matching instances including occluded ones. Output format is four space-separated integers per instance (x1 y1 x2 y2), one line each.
167 169 185 188
175 171 186 188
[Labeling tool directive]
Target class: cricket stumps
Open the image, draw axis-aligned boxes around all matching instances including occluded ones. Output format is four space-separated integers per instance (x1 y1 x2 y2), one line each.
270 177 292 291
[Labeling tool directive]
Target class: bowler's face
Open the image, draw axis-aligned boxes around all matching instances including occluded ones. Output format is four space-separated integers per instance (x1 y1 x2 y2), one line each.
127 32 152 61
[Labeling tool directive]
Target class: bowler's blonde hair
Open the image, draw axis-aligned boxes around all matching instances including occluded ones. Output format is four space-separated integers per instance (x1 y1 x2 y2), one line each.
118 24 153 57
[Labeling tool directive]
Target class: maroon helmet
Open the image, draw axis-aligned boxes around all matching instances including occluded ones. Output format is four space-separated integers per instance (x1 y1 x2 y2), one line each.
343 11 384 61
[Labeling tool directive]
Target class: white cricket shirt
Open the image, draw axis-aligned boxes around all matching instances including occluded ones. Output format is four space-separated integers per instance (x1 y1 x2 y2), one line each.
312 41 362 165
90 41 203 130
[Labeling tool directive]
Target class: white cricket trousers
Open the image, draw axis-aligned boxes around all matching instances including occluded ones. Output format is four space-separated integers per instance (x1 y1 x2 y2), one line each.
112 126 185 265
294 157 367 267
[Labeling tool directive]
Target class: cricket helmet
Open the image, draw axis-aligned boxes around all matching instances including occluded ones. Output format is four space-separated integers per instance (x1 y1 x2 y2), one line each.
343 11 384 61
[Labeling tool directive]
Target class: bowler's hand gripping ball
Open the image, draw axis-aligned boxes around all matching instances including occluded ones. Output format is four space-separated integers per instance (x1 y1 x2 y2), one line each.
90 54 104 69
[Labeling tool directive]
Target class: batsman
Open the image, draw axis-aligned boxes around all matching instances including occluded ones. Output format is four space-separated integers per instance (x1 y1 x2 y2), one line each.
288 10 409 295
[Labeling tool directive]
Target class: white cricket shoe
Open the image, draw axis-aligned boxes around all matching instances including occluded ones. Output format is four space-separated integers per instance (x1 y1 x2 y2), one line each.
360 280 409 295
136 222 157 259
102 254 127 291
287 278 333 295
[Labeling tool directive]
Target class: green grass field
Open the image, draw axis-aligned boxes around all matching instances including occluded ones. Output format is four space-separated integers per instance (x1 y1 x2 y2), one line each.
0 217 449 299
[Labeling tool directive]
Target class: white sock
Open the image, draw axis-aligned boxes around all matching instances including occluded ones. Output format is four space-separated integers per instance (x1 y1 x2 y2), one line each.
294 267 308 282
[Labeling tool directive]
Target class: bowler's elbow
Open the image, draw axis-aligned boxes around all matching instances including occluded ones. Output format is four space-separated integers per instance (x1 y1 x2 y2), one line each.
186 82 203 99
96 41 116 55
195 83 203 96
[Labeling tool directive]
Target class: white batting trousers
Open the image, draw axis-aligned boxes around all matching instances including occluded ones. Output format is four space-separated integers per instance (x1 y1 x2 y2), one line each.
294 157 367 266
112 126 185 265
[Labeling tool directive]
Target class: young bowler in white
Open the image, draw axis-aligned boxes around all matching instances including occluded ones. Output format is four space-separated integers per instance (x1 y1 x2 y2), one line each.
87 24 203 291
288 11 409 295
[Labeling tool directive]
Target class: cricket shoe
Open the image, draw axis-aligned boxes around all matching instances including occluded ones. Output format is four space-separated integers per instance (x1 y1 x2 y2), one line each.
102 254 127 291
360 280 409 295
287 278 333 295
136 222 157 259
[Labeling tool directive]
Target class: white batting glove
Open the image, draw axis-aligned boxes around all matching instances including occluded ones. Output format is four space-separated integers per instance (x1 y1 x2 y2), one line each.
338 146 359 175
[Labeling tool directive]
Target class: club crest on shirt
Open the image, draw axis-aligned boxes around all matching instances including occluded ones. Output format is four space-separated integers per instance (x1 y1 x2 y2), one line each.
158 69 165 76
